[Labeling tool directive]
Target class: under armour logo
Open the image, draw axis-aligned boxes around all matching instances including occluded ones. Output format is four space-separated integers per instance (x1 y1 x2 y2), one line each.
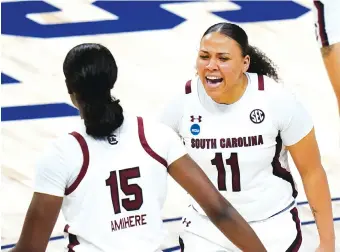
107 134 118 145
182 218 191 227
190 115 202 123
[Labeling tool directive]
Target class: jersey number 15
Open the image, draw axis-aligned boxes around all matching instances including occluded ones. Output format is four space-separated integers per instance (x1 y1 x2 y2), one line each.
106 167 144 214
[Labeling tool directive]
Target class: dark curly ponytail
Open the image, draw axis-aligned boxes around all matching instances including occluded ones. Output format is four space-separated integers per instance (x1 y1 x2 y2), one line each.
81 94 123 138
246 45 279 81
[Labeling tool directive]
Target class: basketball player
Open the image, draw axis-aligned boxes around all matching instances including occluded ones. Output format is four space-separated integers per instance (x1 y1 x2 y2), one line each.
160 23 335 251
313 0 340 117
11 43 266 252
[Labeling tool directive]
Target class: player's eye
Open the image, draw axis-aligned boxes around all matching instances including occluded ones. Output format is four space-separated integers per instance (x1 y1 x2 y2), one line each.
219 57 229 62
199 55 209 59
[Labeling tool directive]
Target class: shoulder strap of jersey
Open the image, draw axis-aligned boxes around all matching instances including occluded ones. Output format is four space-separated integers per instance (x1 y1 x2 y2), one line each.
65 131 90 195
136 117 168 169
185 80 192 94
185 75 201 94
257 74 264 91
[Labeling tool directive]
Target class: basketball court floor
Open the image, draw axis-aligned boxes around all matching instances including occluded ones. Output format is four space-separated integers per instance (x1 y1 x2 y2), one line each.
1 0 339 251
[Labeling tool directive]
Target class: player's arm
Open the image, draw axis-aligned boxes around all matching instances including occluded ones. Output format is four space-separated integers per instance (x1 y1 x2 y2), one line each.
11 135 78 252
168 154 266 252
274 87 335 251
287 129 335 251
10 193 63 252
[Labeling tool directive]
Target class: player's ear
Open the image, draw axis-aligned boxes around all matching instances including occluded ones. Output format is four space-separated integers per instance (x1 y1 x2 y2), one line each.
243 55 250 73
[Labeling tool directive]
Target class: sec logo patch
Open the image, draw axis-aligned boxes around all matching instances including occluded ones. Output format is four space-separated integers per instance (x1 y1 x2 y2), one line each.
250 109 265 124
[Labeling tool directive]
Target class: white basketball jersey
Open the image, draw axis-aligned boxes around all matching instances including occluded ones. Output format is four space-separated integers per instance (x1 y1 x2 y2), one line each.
34 115 186 252
160 73 313 222
313 0 340 47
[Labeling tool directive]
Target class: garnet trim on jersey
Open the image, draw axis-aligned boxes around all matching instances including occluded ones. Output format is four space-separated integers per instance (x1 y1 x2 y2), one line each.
257 74 264 91
137 116 168 168
185 80 192 94
65 132 90 195
272 134 298 198
64 224 80 252
179 236 184 252
259 74 298 196
287 207 302 252
314 0 329 47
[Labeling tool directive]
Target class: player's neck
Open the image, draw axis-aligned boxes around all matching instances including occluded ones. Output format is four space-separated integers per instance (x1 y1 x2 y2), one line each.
216 74 248 105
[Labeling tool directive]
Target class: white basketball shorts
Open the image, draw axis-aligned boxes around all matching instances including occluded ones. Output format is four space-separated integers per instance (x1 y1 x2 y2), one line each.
178 205 303 252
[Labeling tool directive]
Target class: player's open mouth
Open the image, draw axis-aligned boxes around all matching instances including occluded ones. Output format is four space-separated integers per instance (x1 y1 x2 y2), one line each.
205 76 223 87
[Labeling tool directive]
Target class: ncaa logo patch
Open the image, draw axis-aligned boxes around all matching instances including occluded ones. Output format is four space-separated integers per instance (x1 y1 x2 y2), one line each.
250 109 265 124
190 124 200 135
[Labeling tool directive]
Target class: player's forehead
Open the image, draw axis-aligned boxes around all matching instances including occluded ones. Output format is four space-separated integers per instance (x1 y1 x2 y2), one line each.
199 32 241 55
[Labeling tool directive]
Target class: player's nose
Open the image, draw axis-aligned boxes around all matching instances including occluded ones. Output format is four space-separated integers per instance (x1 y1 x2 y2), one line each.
206 59 218 71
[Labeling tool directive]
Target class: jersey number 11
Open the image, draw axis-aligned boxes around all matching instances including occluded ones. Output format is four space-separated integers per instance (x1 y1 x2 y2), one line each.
211 153 241 192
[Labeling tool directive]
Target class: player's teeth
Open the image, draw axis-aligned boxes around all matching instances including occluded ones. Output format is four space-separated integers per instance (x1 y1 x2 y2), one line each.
206 76 221 80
